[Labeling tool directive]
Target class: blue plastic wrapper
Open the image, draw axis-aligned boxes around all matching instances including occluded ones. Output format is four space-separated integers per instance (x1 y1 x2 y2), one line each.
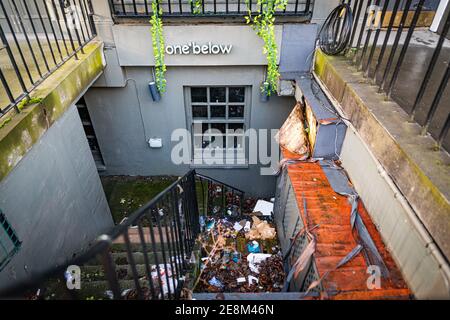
232 251 241 263
208 276 224 288
205 218 215 231
247 241 261 253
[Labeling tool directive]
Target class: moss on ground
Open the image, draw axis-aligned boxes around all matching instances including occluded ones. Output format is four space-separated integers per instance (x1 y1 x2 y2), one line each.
101 175 177 224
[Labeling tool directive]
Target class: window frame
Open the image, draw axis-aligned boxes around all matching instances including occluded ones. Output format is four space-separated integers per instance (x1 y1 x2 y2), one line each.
184 86 251 168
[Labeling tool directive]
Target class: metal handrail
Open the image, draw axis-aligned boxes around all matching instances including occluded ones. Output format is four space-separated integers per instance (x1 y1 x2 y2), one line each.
0 170 245 300
108 0 314 18
0 0 97 119
344 0 450 151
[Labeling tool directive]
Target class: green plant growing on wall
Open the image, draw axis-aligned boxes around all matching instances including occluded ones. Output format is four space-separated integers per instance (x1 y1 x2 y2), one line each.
189 0 203 14
245 0 287 96
0 117 12 130
17 97 43 111
150 0 166 93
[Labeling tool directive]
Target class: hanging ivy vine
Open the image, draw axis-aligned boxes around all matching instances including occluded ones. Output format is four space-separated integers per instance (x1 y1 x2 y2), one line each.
150 0 166 93
190 0 203 14
245 0 287 96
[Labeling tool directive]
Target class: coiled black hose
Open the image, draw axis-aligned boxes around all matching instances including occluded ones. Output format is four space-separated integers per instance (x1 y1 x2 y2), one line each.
318 3 354 55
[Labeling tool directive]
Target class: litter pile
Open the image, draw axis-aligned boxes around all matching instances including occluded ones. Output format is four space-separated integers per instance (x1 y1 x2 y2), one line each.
194 200 286 293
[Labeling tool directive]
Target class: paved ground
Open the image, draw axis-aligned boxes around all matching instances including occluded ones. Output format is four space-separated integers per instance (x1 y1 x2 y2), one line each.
354 28 450 151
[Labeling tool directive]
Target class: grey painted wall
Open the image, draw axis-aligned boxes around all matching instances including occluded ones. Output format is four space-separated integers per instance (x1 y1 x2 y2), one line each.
0 105 113 289
85 66 296 197
112 25 283 67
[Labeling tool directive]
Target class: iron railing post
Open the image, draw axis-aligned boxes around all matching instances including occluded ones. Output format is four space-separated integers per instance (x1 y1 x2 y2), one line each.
410 13 450 119
98 235 122 300
386 0 425 98
379 0 412 93
137 221 157 299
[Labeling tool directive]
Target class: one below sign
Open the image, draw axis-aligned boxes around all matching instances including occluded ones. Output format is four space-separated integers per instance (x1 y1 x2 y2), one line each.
165 42 233 55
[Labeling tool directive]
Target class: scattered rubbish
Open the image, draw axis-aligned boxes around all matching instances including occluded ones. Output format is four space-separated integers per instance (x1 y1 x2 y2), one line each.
247 241 261 253
206 218 216 231
253 200 274 216
150 263 178 297
247 253 272 273
247 253 272 265
194 206 285 293
222 250 231 264
199 216 206 228
243 198 258 214
105 290 114 300
64 270 75 283
209 277 224 289
248 275 259 285
237 277 246 284
245 216 276 240
233 221 243 232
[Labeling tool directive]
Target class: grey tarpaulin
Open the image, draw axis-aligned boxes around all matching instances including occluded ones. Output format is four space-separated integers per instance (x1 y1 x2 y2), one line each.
295 76 347 160
320 160 389 278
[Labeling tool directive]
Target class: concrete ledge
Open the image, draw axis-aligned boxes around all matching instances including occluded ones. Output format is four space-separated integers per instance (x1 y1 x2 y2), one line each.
314 49 450 263
340 127 450 299
0 41 105 182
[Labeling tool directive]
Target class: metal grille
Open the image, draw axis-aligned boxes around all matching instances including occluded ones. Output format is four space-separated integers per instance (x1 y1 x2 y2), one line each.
109 0 314 18
343 0 450 151
0 170 245 299
289 232 308 266
300 261 321 293
0 0 97 119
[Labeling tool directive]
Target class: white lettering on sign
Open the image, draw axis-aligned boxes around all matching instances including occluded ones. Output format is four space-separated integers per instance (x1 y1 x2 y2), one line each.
165 42 233 55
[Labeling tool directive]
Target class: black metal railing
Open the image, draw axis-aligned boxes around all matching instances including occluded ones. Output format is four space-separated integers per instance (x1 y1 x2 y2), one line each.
0 0 96 118
342 0 450 151
0 170 245 300
108 0 313 18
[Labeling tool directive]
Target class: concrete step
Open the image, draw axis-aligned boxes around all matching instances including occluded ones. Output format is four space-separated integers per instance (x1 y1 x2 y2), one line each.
87 250 182 267
81 262 184 281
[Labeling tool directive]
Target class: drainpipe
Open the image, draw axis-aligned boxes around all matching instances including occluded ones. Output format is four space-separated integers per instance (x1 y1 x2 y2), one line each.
124 78 149 143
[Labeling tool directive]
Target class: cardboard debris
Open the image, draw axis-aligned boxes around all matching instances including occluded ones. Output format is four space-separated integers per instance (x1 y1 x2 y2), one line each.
245 216 276 240
275 103 310 157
